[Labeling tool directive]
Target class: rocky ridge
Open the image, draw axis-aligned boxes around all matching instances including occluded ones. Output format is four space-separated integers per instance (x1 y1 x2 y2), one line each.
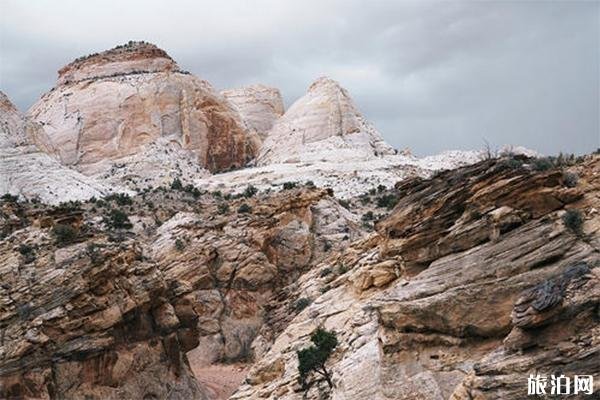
231 155 600 399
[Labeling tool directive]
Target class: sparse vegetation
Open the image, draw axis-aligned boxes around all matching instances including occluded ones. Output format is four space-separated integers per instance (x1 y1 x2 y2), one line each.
52 224 78 246
282 182 297 190
171 177 183 191
362 211 374 221
243 185 258 198
563 209 583 234
563 172 579 188
297 328 338 390
377 194 398 209
102 209 133 230
1 193 19 203
532 157 554 171
319 267 332 277
175 238 186 252
294 297 311 312
338 199 350 209
217 202 230 214
18 244 35 263
237 203 252 213
105 193 133 206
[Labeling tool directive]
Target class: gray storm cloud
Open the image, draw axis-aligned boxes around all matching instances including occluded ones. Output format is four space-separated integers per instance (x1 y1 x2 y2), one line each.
0 0 598 155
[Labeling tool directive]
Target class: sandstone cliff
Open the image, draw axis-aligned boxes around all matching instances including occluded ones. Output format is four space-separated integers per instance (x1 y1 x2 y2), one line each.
232 155 600 399
0 91 111 204
28 42 256 174
0 182 363 399
255 77 396 166
221 85 284 141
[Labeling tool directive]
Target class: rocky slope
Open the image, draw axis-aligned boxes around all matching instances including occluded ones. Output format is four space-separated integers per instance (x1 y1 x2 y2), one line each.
255 77 396 166
28 41 256 175
231 154 600 399
0 181 363 399
1 91 112 204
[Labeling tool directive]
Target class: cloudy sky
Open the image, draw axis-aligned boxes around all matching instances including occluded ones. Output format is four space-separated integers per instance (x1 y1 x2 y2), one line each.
1 0 598 156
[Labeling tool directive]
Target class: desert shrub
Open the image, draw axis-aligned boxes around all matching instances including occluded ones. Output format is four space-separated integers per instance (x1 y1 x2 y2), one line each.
532 157 554 171
184 184 201 198
297 328 338 390
362 211 374 221
171 177 183 190
175 238 186 252
282 182 297 190
562 209 583 234
243 185 258 198
368 188 376 195
238 203 252 213
105 193 132 206
103 209 133 230
294 297 311 312
563 172 579 188
305 180 316 188
338 199 350 209
337 263 349 275
377 184 386 193
319 267 332 278
212 190 222 198
18 244 35 263
377 194 398 209
319 285 331 294
52 224 78 246
1 193 19 202
217 202 230 214
500 156 523 170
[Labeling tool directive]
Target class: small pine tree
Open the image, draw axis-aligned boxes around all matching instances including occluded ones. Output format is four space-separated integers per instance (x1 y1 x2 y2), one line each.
297 328 338 390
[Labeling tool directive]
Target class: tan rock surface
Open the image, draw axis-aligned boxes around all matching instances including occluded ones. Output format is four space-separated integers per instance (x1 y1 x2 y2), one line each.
28 42 256 174
232 155 600 400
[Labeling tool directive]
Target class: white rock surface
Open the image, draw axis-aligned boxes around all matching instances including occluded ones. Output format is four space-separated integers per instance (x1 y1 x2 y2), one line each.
255 77 395 165
0 91 113 204
197 150 484 199
221 84 284 141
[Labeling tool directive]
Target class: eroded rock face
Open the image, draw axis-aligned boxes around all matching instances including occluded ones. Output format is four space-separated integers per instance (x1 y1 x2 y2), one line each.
221 85 284 141
256 77 395 165
0 91 111 204
233 155 600 400
28 42 256 174
0 183 364 399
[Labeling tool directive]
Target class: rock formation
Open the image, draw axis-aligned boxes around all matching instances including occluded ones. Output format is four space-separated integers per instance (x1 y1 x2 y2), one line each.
221 85 284 141
0 182 363 399
231 155 600 399
256 77 395 165
0 91 111 204
28 41 256 174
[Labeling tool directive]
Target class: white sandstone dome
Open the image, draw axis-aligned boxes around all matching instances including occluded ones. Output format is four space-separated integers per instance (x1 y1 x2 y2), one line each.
28 41 256 174
256 77 395 165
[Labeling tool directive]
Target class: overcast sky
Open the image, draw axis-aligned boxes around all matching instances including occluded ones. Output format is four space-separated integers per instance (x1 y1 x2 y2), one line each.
1 0 598 156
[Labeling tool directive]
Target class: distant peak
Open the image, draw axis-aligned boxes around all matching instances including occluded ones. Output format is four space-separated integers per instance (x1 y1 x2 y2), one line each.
57 41 179 85
307 76 344 92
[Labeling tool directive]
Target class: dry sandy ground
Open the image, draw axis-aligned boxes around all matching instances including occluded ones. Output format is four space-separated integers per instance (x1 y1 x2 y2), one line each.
188 348 250 400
